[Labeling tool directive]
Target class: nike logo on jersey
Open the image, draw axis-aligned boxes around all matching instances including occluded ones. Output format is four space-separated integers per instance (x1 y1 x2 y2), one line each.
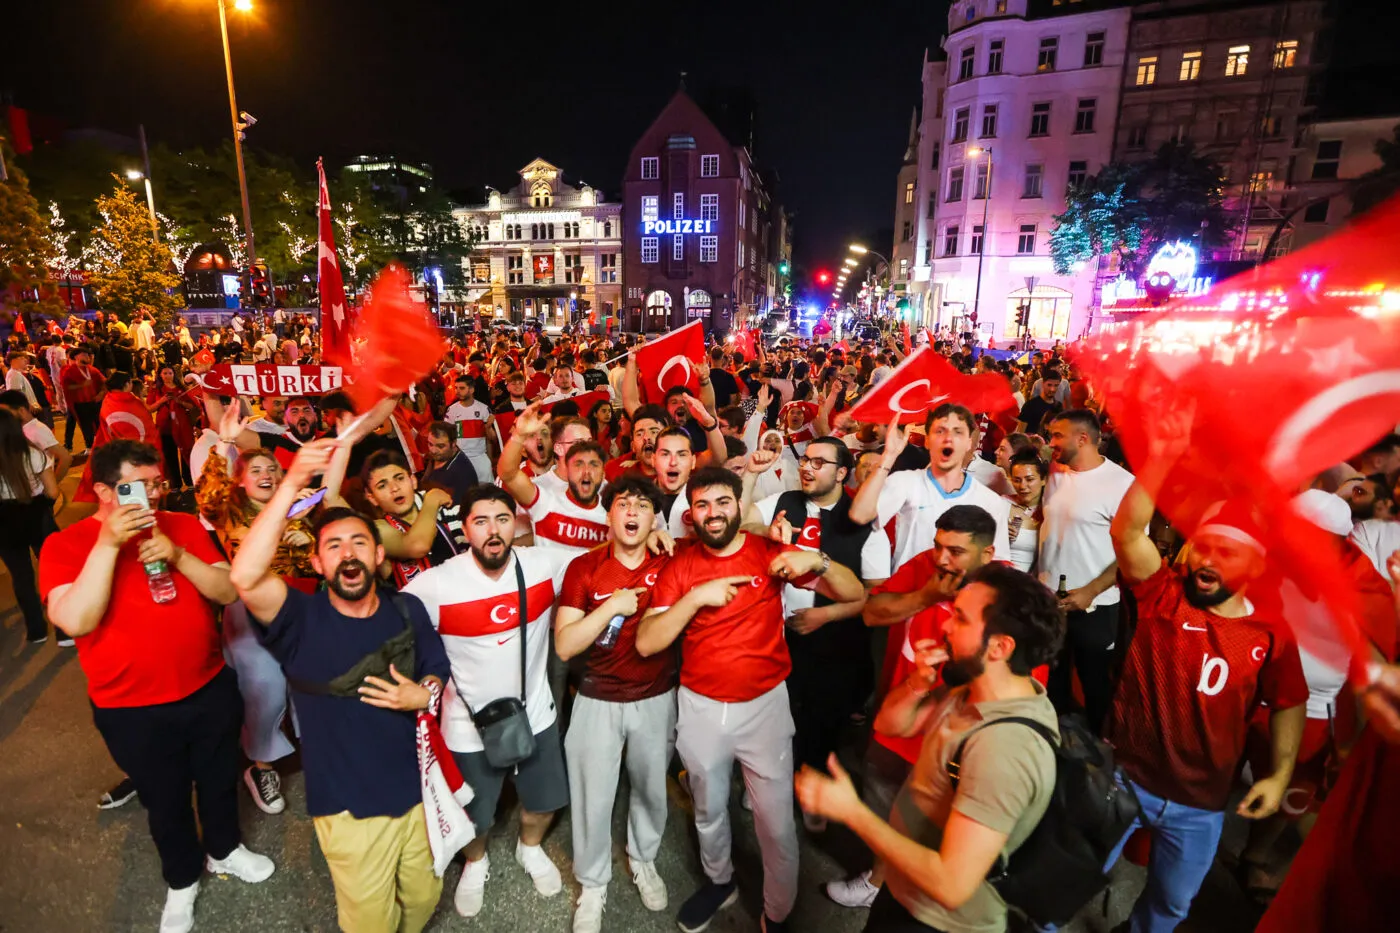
1183 622 1207 632
592 592 612 602
497 635 516 646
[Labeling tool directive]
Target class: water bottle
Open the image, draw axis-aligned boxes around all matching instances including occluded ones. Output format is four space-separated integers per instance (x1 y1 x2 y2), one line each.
145 559 178 604
596 614 625 649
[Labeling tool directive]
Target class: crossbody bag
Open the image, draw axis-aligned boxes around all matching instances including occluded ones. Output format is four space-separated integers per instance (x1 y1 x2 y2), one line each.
455 559 536 769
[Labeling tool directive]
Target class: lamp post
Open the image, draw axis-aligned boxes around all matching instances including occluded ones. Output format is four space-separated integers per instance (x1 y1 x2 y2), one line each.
968 146 993 335
848 243 892 317
215 0 258 293
126 170 158 237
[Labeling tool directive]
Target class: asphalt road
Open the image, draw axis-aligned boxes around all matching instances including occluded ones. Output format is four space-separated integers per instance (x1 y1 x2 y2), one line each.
0 437 1270 933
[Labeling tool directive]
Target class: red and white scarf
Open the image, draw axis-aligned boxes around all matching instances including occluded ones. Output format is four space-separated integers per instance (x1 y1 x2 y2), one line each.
417 681 475 876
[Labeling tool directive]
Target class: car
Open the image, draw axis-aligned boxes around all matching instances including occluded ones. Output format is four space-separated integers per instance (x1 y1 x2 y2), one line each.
853 322 883 344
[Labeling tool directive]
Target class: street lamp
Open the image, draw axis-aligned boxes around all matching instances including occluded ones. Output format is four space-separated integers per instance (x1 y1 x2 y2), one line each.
967 146 994 331
207 0 258 293
125 170 159 236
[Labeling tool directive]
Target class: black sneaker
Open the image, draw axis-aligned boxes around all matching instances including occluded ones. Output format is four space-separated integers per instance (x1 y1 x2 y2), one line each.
98 777 137 810
761 916 789 933
244 765 286 815
677 880 737 933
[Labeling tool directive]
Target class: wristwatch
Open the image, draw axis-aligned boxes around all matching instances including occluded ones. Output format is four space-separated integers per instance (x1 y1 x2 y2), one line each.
817 551 832 575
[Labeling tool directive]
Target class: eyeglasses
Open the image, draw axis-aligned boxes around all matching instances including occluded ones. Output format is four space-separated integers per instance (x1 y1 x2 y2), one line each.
798 456 839 470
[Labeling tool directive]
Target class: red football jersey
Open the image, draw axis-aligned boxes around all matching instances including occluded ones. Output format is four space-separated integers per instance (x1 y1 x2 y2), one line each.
558 546 678 702
1105 566 1310 811
651 535 798 703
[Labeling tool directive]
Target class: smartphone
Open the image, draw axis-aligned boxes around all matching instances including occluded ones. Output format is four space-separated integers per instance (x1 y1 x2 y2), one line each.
287 487 328 519
116 480 151 511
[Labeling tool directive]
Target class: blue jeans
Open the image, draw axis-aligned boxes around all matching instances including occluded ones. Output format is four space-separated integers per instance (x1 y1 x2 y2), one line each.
1107 777 1226 933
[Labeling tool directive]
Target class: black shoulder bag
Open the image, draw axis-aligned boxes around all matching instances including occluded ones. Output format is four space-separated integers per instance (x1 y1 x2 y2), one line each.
284 592 417 698
458 559 536 769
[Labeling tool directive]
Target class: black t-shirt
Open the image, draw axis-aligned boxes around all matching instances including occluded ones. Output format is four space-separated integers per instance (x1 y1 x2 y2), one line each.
581 368 608 392
1018 396 1062 434
708 368 739 409
256 587 451 818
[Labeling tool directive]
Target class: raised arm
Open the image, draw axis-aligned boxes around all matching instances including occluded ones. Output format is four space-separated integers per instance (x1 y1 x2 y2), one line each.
1111 409 1193 584
850 415 906 526
496 402 545 507
681 393 726 467
621 347 642 416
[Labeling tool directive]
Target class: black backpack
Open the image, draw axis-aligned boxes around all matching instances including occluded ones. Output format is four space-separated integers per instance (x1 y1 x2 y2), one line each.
947 715 1140 928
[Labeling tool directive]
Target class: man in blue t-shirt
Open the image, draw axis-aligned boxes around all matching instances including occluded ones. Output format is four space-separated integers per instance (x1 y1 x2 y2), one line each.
229 439 452 933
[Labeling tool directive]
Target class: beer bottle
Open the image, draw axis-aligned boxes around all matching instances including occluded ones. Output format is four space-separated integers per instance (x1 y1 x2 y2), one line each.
1056 574 1069 599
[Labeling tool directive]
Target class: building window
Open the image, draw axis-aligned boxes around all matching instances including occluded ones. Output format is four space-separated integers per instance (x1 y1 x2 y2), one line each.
1273 39 1297 69
1303 199 1329 224
1214 112 1236 141
996 0 1006 11
970 224 984 255
1135 55 1158 85
738 241 745 269
641 237 659 264
1260 113 1283 137
1023 163 1044 198
1084 31 1104 67
1038 37 1058 72
952 107 970 142
1017 224 1037 255
1068 159 1088 188
603 219 613 237
1029 102 1051 137
902 220 913 241
547 223 555 239
899 258 910 278
673 192 684 219
1169 122 1190 143
943 225 960 256
931 141 942 170
1312 140 1342 179
642 196 658 223
987 39 1004 74
700 193 719 221
981 104 998 138
700 154 720 177
599 253 618 282
923 238 933 263
507 255 524 285
959 46 975 80
739 198 745 229
947 167 965 202
1225 45 1249 77
673 234 684 261
1074 98 1097 133
1127 125 1148 149
905 181 915 204
641 157 659 180
699 236 718 263
1180 49 1202 81
974 161 990 199
564 254 584 284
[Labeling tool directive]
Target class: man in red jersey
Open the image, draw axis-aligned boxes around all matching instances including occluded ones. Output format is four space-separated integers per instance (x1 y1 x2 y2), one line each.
603 404 667 483
555 475 676 933
637 467 864 933
1102 435 1308 933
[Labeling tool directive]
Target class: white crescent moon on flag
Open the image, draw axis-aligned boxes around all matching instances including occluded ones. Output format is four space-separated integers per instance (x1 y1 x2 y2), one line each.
489 604 514 624
1264 370 1400 475
888 380 945 415
658 354 692 390
1251 646 1265 662
107 411 148 440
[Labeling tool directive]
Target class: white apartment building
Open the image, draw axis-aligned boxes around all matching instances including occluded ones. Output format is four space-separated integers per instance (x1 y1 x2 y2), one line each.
453 158 623 329
1272 115 1396 254
911 0 1133 343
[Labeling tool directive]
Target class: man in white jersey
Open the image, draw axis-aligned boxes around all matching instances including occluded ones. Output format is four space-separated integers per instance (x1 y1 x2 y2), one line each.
402 486 572 920
499 403 609 558
849 402 1011 571
653 427 702 538
445 374 493 481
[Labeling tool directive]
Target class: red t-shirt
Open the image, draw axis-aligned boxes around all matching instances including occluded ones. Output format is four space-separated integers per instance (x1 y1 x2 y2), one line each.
603 454 653 484
59 362 104 405
651 535 799 703
38 511 227 708
559 545 678 702
1105 565 1310 811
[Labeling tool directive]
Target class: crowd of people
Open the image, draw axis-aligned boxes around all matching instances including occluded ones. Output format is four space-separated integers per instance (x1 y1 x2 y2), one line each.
4 305 1398 933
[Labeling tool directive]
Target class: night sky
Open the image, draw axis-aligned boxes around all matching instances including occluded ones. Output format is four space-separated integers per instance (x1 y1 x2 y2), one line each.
4 0 953 277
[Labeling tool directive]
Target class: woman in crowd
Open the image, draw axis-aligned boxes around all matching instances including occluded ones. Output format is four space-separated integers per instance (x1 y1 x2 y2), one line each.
195 417 317 815
147 364 201 489
0 410 61 645
1004 449 1047 574
586 398 620 459
994 431 1036 475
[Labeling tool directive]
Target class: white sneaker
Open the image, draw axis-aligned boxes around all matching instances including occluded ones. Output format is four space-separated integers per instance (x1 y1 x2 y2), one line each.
205 844 274 883
825 870 879 908
515 839 563 897
160 881 199 933
629 857 668 911
572 885 606 933
454 855 490 918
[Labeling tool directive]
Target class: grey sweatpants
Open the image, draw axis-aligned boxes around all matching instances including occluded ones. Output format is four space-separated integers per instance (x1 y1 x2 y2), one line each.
564 690 678 888
675 683 798 922
222 601 294 764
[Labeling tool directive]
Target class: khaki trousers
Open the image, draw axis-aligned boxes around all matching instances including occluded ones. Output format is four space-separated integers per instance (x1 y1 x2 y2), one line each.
313 803 442 933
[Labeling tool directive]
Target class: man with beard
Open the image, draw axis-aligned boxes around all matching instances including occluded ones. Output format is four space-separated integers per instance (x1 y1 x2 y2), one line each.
229 440 452 933
824 505 999 909
248 396 288 438
603 404 667 483
504 414 592 546
555 476 676 933
445 373 494 482
422 421 480 507
353 449 467 589
850 402 1011 572
223 396 322 471
499 404 608 557
744 436 890 831
1038 410 1136 733
637 467 864 933
1103 437 1308 933
797 562 1062 933
402 486 573 920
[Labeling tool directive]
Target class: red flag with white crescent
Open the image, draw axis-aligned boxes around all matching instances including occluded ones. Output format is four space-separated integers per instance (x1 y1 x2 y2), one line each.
846 346 1015 426
342 264 447 412
317 157 352 366
74 390 162 502
635 320 704 401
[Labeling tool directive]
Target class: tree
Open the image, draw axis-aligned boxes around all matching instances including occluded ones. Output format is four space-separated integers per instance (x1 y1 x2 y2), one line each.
84 178 184 325
0 141 63 324
1349 123 1400 217
1049 141 1233 276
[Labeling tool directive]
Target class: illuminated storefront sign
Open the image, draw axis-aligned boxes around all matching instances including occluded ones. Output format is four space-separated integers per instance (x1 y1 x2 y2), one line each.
641 219 716 235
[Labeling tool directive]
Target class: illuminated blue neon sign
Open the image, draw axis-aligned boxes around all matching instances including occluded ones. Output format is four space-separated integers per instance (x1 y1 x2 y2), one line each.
641 219 716 235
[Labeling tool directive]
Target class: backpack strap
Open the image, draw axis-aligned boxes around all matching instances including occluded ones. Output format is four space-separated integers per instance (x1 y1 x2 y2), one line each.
947 716 1058 790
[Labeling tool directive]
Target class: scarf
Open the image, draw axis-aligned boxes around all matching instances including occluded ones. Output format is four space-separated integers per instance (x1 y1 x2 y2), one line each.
416 682 475 875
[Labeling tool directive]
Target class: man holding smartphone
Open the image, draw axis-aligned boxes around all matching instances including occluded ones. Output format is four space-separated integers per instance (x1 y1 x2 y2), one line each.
39 439 275 933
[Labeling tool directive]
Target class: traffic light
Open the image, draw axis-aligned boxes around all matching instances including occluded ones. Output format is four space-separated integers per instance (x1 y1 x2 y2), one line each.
816 269 832 286
1015 303 1031 329
778 260 790 277
249 262 272 308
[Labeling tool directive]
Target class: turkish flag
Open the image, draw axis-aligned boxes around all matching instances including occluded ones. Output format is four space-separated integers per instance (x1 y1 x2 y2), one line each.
74 390 162 502
1076 194 1400 681
196 364 344 397
492 388 610 447
636 319 704 402
343 264 446 413
732 325 756 361
317 158 352 366
846 345 1015 426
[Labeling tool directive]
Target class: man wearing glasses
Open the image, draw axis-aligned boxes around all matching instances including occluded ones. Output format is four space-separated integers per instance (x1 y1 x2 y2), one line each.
744 436 890 832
